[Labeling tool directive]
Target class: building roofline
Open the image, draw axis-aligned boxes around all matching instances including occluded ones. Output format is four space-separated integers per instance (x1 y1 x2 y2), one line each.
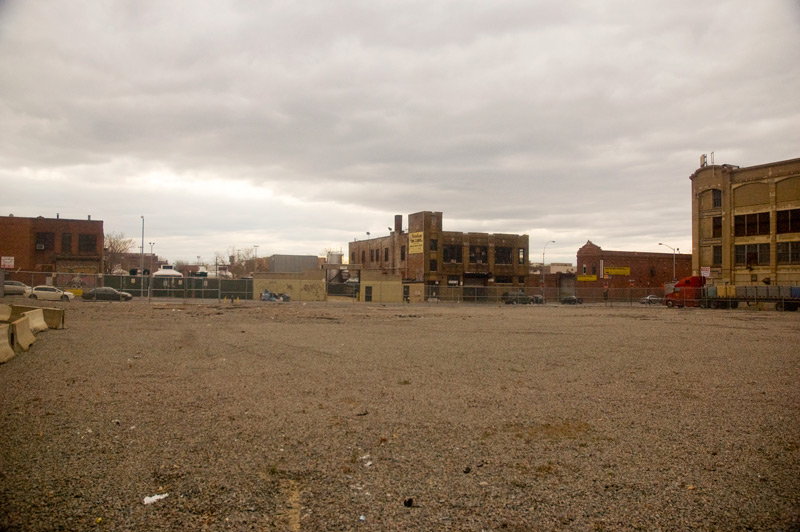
690 157 800 181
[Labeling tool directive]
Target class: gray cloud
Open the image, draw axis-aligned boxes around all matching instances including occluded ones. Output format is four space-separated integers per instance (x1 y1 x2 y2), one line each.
1 0 798 264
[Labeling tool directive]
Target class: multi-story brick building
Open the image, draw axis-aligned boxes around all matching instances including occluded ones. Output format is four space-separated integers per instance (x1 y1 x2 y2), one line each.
691 157 800 286
576 241 692 291
0 214 104 273
348 211 529 288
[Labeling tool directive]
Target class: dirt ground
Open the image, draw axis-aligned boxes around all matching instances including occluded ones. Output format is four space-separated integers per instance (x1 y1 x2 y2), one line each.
1 299 799 531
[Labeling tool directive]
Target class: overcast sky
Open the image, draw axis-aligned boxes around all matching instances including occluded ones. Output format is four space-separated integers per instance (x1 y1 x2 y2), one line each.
2 1 799 266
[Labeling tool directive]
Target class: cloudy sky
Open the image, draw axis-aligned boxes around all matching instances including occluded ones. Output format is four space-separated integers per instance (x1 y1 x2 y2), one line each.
2 1 799 266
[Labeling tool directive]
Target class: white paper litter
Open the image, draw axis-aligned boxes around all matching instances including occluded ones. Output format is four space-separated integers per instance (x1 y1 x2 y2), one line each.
143 493 169 505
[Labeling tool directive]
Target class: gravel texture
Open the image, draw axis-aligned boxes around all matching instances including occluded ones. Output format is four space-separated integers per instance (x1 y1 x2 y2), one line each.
1 300 799 531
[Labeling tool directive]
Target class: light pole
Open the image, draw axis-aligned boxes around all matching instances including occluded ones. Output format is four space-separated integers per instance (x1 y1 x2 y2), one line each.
140 216 145 298
542 240 555 295
140 216 145 275
659 242 677 282
149 242 155 272
254 245 259 272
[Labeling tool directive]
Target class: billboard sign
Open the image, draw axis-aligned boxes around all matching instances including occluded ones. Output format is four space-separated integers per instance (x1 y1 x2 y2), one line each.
604 266 631 276
409 232 424 254
577 275 597 282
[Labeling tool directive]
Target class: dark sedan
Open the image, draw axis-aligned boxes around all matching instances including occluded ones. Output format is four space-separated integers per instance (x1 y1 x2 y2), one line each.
81 287 133 301
560 295 584 305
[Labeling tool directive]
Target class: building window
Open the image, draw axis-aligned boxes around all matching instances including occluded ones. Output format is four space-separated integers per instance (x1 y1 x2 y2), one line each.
712 189 722 208
777 209 800 234
443 245 462 263
384 248 389 262
430 239 438 252
429 259 438 272
582 264 586 274
592 265 597 275
78 234 97 253
61 233 72 253
518 248 525 264
777 242 800 264
361 250 365 263
351 251 355 263
495 247 512 265
734 212 770 237
370 249 374 262
400 245 406 261
712 217 722 238
469 246 488 263
734 243 770 266
519 276 525 284
35 232 55 251
712 245 722 266
495 276 513 284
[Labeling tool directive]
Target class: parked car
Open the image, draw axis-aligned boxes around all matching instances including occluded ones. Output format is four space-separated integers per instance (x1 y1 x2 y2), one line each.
639 294 663 305
81 287 133 301
501 291 536 304
560 295 583 305
3 280 32 297
28 285 75 301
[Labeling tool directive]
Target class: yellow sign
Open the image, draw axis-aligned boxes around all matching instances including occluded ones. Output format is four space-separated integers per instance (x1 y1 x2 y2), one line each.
409 232 424 254
577 275 597 282
604 267 630 276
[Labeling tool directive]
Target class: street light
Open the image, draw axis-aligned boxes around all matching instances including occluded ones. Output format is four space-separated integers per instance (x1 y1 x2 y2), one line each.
140 216 145 276
149 242 155 272
659 242 677 282
254 245 259 272
542 240 555 294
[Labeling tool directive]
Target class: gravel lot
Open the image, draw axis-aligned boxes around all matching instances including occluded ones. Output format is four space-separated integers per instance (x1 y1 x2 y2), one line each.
1 300 799 531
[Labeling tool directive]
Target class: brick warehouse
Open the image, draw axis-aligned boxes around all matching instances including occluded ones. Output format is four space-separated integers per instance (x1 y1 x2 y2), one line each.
691 156 800 286
0 214 104 273
576 240 692 293
349 211 529 288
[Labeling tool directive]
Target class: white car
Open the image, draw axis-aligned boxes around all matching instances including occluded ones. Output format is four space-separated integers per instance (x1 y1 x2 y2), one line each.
3 280 33 297
28 285 75 301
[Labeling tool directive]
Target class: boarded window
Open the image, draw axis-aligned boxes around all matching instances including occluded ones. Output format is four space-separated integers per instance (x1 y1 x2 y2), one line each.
35 232 55 251
712 217 722 238
78 234 97 253
495 247 513 265
443 245 462 263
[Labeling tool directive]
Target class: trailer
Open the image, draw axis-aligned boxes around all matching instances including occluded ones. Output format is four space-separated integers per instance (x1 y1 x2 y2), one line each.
663 276 800 311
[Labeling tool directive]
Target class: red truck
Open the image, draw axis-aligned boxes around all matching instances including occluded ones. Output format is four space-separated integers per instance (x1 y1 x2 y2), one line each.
664 275 800 310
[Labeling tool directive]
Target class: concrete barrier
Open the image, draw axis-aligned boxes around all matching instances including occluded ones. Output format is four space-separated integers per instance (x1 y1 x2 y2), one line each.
0 304 11 322
8 305 65 329
0 324 14 364
11 316 36 352
23 309 49 334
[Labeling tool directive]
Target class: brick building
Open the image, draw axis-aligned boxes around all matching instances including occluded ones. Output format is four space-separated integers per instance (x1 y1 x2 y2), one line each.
348 211 529 288
576 241 692 292
0 214 104 273
691 156 800 286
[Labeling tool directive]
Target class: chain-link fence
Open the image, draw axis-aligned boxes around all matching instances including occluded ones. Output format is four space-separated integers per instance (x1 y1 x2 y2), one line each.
423 285 667 305
3 271 253 302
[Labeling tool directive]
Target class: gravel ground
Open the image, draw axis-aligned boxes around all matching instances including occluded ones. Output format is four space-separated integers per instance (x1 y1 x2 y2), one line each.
1 300 799 531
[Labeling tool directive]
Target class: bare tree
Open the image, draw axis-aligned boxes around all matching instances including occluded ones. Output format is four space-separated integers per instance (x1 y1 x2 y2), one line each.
104 232 134 274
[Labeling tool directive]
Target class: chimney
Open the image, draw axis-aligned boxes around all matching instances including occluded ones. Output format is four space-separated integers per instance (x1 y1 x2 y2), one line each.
394 214 403 233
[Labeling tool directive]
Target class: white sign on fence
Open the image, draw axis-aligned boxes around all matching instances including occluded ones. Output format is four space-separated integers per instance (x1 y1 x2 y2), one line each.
701 266 711 277
1 256 14 268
